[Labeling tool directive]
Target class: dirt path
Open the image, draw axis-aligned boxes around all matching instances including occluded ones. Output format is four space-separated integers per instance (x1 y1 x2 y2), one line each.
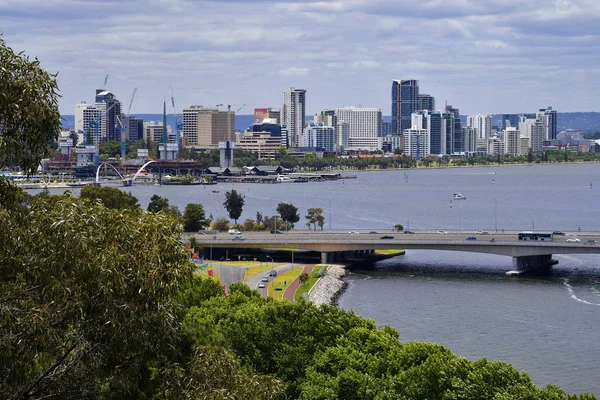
283 264 315 302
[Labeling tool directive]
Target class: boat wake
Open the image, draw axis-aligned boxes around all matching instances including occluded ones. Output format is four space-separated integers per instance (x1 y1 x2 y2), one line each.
562 278 600 306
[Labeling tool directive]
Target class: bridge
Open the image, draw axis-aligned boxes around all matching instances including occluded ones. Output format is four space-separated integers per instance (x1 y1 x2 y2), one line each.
190 231 600 274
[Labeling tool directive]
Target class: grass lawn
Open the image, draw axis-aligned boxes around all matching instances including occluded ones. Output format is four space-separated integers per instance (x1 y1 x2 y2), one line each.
375 249 406 255
268 267 304 300
244 263 286 281
294 264 325 301
219 260 261 266
195 268 220 282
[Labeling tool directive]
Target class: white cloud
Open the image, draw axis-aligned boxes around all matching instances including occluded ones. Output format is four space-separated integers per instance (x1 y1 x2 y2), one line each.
1 0 599 115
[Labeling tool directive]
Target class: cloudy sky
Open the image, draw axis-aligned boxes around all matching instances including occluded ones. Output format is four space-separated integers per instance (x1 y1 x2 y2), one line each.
2 0 599 116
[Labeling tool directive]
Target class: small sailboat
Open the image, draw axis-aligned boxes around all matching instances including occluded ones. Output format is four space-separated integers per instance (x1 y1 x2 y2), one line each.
453 193 466 200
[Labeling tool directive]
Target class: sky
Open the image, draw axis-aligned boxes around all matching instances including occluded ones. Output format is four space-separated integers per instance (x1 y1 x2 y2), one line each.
2 0 600 116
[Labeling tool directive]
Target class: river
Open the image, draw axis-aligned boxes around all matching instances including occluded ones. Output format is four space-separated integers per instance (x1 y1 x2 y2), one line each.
37 162 600 395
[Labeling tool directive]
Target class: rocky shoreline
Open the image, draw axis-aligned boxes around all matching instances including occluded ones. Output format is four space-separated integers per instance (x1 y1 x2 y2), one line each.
307 265 347 306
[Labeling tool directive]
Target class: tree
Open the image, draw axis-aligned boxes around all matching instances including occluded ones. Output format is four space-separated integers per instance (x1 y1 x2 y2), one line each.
212 217 230 231
147 194 170 213
299 272 309 285
256 211 264 225
305 208 325 231
1 194 192 398
99 140 121 158
182 203 208 232
276 202 300 229
394 224 404 232
69 131 79 148
223 189 244 224
80 185 139 209
0 36 61 174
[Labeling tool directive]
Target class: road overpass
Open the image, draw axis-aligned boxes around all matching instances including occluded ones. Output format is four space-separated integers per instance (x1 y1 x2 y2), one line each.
190 231 600 274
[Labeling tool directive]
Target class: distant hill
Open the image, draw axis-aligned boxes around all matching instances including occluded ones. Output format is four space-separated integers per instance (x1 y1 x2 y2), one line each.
61 112 600 133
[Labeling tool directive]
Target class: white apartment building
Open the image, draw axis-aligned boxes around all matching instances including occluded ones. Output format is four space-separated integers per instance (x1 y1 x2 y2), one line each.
462 126 478 153
467 114 492 139
503 127 521 156
144 122 164 143
302 122 336 152
282 88 306 148
335 106 382 152
487 134 503 156
337 121 350 153
403 127 429 158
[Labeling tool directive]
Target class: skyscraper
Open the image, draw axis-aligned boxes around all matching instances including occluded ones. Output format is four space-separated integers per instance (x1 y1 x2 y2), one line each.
282 88 306 147
467 114 492 139
418 94 435 112
95 90 121 142
181 106 234 146
537 107 558 140
336 107 382 151
446 105 463 153
391 80 419 135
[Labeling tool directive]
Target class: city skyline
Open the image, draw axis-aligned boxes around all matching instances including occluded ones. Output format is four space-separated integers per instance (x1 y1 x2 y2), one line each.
2 0 599 115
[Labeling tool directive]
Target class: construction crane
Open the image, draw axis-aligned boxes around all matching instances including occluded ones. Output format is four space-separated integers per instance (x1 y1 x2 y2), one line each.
169 82 183 150
103 74 109 90
118 88 137 163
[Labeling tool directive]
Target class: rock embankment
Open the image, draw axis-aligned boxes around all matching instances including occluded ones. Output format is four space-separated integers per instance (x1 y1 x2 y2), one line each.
308 265 347 306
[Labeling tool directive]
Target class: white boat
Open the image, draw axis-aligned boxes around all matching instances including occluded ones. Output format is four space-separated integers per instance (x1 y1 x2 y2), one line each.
276 174 295 183
453 193 466 200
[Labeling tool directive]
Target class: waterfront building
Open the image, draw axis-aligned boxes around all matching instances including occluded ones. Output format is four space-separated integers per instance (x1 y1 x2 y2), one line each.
442 111 456 155
418 94 435 112
336 106 382 152
236 131 280 160
487 134 503 155
95 90 122 142
283 88 306 147
391 79 419 134
182 106 235 146
446 105 463 153
537 107 558 140
127 117 144 142
462 126 478 153
467 114 492 139
337 121 350 153
503 127 521 155
403 127 429 159
427 112 444 155
303 122 336 152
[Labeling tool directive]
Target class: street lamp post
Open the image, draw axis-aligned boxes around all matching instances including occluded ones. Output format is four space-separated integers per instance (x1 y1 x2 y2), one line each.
327 198 331 230
266 256 274 274
493 197 497 233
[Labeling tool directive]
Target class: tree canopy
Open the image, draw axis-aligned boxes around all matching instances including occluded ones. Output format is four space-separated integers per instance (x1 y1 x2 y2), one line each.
277 202 300 228
182 203 208 232
80 185 139 210
0 35 61 174
223 189 244 224
305 207 325 231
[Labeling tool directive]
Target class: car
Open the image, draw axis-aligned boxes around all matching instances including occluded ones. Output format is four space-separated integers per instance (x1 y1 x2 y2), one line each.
466 236 477 241
232 236 243 241
553 231 566 236
269 270 278 277
437 230 448 235
261 277 269 282
369 231 378 234
228 229 241 234
404 230 415 234
270 229 283 234
476 230 490 235
567 238 581 243
258 283 266 288
585 240 597 245
348 231 359 234
380 235 394 239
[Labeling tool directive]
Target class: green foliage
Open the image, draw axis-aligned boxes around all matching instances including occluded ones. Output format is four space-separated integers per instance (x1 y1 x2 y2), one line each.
315 266 327 278
99 140 121 158
182 203 208 232
305 208 325 231
394 224 404 232
211 217 230 231
0 36 61 174
148 194 170 213
299 272 309 285
277 202 300 228
80 185 139 209
0 193 192 398
223 189 245 224
242 218 256 231
180 275 225 309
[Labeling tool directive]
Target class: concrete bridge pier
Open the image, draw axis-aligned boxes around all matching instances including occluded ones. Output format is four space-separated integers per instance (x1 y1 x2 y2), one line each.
508 254 558 276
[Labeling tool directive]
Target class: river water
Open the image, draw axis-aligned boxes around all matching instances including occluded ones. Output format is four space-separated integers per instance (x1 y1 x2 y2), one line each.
40 163 600 395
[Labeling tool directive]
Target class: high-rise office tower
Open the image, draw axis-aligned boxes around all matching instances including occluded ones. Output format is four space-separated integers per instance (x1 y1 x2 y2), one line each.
467 114 492 139
303 122 336 152
499 114 519 131
182 106 235 146
427 112 444 155
95 90 121 142
442 111 456 154
391 80 419 135
315 109 337 129
446 105 463 153
127 117 144 142
462 126 478 153
503 127 521 155
536 107 558 140
403 127 429 159
418 94 435 112
282 88 306 147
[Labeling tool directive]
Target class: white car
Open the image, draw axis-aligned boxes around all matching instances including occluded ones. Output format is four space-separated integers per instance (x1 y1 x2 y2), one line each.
348 231 360 235
476 230 490 235
437 230 448 235
258 283 266 288
228 229 241 234
567 238 581 243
